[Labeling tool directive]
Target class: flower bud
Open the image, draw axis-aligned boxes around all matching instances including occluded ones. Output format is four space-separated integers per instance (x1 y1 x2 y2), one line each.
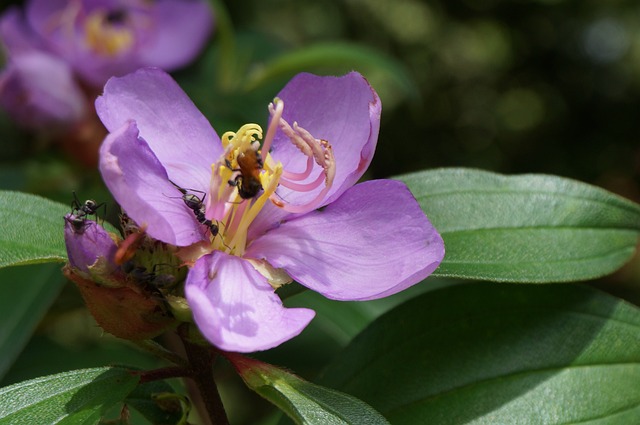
64 216 176 340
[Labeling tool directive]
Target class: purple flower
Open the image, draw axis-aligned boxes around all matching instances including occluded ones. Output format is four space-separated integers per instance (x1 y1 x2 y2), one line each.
63 215 177 339
0 51 87 129
96 68 445 352
1 0 214 87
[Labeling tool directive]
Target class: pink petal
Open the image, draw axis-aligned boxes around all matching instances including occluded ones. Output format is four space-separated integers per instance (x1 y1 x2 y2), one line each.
0 6 42 53
185 252 315 352
246 180 445 301
269 72 381 209
96 68 220 193
24 0 65 40
138 0 214 70
99 120 207 246
0 52 86 129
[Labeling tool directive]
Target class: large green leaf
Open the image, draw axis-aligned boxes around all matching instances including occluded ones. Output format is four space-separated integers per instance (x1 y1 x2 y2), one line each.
227 354 389 425
0 264 66 380
0 367 139 425
399 168 640 282
321 283 640 424
0 191 70 268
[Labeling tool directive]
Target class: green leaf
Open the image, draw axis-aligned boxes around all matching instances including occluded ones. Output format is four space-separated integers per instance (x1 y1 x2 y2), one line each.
399 168 640 282
0 367 139 425
0 264 66 380
125 380 184 425
321 283 640 424
227 354 389 425
283 280 445 346
243 42 418 100
0 191 70 268
1 335 159 389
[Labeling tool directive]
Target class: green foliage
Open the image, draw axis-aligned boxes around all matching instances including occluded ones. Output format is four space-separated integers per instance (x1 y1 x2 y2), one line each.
321 283 640 424
0 191 69 268
232 355 389 425
400 168 640 282
2 0 640 423
0 367 139 425
0 264 65 380
243 42 418 99
125 381 184 425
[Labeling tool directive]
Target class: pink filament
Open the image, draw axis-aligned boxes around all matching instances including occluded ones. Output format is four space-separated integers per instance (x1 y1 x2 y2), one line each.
278 171 325 192
227 199 249 235
261 101 284 158
281 156 315 181
274 184 332 214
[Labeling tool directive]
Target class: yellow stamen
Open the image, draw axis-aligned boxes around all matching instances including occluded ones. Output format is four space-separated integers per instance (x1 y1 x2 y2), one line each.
205 101 335 257
210 124 280 256
225 162 282 255
84 12 134 56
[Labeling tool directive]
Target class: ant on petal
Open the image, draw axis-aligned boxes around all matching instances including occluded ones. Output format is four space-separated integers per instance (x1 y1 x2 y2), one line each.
169 180 219 237
66 191 105 233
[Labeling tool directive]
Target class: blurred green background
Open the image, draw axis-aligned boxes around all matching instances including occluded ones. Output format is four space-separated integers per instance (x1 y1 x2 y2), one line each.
223 0 640 200
4 0 640 199
1 0 639 423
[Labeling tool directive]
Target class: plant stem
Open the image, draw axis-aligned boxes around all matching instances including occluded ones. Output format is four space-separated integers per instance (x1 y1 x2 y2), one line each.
179 325 229 425
135 366 189 384
132 339 188 366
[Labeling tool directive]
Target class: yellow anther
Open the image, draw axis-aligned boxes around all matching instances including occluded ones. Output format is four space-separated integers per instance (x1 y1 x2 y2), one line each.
85 12 134 56
207 122 286 255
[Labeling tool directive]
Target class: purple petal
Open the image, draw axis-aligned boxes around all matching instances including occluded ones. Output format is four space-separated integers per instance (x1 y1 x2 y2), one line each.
99 120 207 246
24 0 66 37
246 180 445 301
138 0 214 70
0 52 86 129
247 200 291 242
0 7 43 53
96 68 219 193
185 252 315 352
64 217 117 273
269 72 381 209
68 55 139 90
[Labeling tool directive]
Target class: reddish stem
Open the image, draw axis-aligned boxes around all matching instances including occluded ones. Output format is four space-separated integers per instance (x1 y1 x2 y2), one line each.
133 366 190 384
179 325 229 425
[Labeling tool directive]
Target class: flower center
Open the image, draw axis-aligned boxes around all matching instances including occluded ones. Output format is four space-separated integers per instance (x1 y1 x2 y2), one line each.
203 99 336 257
84 9 135 56
45 2 139 57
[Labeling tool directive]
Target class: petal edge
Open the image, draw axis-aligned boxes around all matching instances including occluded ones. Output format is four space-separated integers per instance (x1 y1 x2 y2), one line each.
247 180 445 301
186 252 315 352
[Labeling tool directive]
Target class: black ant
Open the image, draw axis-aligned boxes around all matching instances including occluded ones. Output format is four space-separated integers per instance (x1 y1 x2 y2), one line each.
71 191 105 219
122 261 176 290
168 180 219 237
66 192 105 233
226 147 263 199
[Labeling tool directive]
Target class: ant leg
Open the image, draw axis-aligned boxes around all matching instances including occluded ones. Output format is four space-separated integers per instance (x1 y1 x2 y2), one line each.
170 180 207 196
71 191 82 214
93 202 107 223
